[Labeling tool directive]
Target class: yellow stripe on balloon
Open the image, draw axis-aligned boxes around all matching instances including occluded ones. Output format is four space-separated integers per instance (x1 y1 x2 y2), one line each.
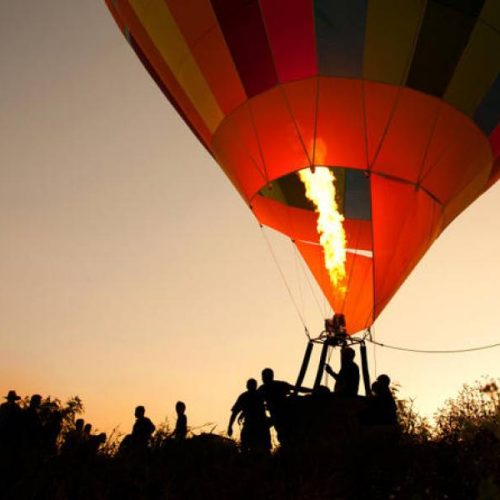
363 0 425 85
444 0 500 116
130 0 224 133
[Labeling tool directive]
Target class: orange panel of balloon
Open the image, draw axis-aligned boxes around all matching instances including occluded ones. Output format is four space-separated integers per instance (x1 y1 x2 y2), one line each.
105 0 499 334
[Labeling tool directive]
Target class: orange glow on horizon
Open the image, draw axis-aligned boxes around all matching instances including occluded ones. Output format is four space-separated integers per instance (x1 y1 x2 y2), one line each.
298 166 347 296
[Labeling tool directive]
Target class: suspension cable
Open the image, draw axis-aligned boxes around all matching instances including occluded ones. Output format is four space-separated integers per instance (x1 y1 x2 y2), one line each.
324 345 334 386
258 225 309 334
291 240 305 323
366 338 500 354
369 326 377 376
292 241 324 317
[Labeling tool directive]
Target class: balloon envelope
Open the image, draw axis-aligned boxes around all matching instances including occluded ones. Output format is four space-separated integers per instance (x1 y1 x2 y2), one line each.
106 0 500 333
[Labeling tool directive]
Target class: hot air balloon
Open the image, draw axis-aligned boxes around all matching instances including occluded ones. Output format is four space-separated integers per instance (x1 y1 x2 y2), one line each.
105 0 500 338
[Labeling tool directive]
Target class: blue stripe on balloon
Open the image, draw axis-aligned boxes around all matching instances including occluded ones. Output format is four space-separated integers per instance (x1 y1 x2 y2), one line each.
314 0 368 78
474 74 500 135
345 169 371 221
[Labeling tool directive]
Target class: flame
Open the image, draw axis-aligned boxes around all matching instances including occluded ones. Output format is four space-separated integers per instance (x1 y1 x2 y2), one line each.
298 167 347 296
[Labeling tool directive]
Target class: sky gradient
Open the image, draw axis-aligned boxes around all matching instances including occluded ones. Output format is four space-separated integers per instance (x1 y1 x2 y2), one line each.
1 2 499 435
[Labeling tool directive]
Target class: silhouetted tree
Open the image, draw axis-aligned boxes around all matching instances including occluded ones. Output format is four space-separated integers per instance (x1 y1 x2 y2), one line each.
392 383 431 443
435 378 499 443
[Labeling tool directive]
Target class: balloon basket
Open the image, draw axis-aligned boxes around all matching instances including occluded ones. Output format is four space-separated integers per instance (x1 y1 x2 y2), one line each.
294 315 371 397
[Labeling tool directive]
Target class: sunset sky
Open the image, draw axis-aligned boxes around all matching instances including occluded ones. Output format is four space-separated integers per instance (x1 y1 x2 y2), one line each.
1 2 499 436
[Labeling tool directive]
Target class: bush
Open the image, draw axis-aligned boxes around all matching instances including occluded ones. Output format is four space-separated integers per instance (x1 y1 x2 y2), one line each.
434 378 500 443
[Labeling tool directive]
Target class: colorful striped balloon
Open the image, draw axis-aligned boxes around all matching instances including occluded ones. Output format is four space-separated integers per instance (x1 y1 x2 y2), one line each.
106 0 500 334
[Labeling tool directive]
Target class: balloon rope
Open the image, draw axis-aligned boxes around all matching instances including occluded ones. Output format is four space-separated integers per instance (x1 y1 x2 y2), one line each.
366 338 500 354
259 225 308 331
370 326 378 376
325 346 334 386
291 240 305 322
292 242 324 317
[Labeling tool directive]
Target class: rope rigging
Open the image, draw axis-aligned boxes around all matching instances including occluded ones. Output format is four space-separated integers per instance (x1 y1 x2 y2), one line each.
258 221 499 358
258 224 309 332
365 337 500 354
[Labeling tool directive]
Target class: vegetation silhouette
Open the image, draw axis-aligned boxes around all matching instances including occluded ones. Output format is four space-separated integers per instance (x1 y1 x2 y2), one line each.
0 379 498 499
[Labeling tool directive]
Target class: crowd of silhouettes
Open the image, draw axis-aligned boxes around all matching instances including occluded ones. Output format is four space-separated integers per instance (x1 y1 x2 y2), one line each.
0 390 107 463
1 348 398 462
227 347 398 454
119 401 188 456
0 390 192 464
62 417 107 458
1 370 497 499
0 391 62 457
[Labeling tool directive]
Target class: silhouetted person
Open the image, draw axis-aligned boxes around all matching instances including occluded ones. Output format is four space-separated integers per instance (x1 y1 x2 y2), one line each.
377 374 391 389
88 432 107 455
131 406 155 449
23 394 43 450
173 401 188 440
228 378 270 454
28 394 41 408
258 368 294 445
0 390 23 449
325 347 360 396
81 422 96 455
372 374 397 425
42 409 62 455
27 394 42 413
74 418 85 435
62 418 85 454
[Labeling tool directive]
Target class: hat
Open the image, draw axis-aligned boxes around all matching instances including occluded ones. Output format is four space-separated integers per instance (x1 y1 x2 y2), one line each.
5 390 21 401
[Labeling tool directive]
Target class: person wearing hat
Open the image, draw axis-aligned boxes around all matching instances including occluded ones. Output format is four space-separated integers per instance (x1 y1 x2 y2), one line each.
0 390 23 447
3 390 20 401
1 390 22 410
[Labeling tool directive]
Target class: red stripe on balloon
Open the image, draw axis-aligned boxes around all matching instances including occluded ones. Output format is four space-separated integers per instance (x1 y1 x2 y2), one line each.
165 0 246 116
210 0 278 97
259 0 317 83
